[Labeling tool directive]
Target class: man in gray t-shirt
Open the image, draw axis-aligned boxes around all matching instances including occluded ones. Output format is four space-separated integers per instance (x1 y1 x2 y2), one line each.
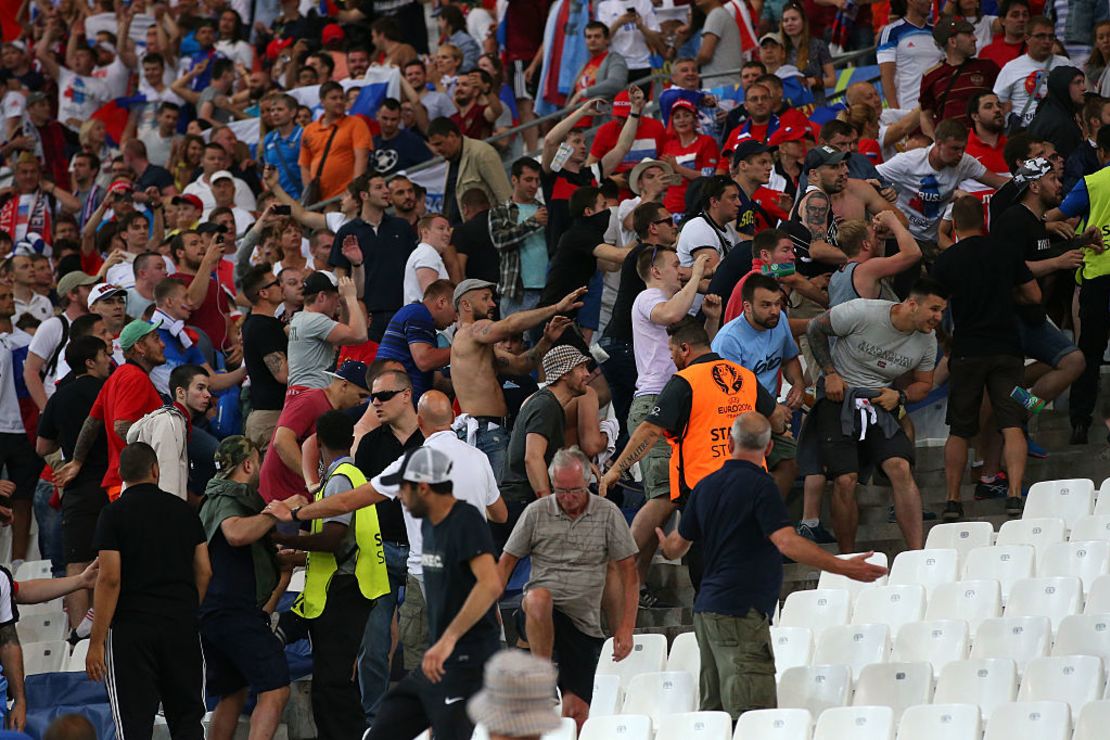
798 280 948 553
286 271 369 389
698 1 744 89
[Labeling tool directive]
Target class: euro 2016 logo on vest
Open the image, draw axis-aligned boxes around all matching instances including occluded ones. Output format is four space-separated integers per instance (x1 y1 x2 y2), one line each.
711 363 745 395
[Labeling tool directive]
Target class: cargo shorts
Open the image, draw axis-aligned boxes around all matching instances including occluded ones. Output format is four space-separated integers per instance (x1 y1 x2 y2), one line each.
693 609 777 719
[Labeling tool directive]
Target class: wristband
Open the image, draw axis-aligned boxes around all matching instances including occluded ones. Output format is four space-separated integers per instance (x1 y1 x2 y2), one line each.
897 390 908 407
629 112 641 118
290 506 302 522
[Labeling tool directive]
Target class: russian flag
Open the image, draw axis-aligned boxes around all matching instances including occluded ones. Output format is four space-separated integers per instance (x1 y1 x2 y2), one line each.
347 67 402 119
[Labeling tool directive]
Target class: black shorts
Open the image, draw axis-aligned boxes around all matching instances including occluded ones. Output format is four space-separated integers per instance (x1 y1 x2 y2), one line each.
62 481 109 565
811 398 915 478
946 354 1027 438
516 605 603 702
365 662 486 740
0 432 43 501
200 609 290 697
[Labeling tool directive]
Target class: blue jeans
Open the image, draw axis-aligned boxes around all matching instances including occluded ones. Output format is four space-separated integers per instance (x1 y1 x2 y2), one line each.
459 423 509 484
358 541 409 722
33 478 64 577
598 337 636 446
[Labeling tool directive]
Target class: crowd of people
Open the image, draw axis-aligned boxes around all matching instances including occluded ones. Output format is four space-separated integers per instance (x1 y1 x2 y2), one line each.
0 0 1107 737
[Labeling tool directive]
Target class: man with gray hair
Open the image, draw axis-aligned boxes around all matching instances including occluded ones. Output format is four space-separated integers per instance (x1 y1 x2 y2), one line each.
657 412 888 720
497 446 639 728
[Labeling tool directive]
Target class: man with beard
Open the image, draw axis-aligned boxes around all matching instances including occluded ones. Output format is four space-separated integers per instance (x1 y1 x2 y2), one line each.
450 72 503 142
0 155 80 247
388 175 420 232
962 92 1009 198
169 230 232 351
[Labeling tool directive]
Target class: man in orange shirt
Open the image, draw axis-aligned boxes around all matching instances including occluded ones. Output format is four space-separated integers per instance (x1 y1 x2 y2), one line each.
299 81 373 203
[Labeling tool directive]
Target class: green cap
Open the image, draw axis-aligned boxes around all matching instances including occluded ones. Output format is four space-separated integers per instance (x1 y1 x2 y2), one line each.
213 435 257 479
118 318 162 351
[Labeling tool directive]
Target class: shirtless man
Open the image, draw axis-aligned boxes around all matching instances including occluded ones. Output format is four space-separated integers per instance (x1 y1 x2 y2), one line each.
450 279 587 481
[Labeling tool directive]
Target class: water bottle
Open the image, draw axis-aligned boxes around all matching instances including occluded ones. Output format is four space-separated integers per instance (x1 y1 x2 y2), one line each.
1011 386 1046 414
762 262 796 279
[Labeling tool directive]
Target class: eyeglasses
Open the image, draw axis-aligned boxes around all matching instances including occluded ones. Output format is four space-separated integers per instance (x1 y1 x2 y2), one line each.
260 279 280 291
371 388 407 403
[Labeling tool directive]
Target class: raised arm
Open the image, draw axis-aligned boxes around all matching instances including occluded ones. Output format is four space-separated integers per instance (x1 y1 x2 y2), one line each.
469 287 587 346
599 85 645 177
855 211 922 280
649 253 709 325
543 100 606 171
325 275 369 346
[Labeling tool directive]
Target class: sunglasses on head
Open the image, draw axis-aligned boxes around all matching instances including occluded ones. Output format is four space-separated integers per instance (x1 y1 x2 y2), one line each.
371 388 407 403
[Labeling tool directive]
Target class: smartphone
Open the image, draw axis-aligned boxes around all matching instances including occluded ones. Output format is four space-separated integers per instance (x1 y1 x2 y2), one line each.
627 7 637 13
273 205 292 216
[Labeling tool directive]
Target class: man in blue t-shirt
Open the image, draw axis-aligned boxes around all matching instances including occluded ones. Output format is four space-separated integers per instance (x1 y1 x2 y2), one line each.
710 272 804 498
373 99 433 176
374 280 457 403
262 94 305 201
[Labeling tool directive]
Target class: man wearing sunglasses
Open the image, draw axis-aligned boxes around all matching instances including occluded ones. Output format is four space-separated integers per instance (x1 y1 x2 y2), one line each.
241 266 288 451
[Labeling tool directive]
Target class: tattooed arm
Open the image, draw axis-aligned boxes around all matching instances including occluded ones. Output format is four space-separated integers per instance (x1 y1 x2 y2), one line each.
468 289 587 347
0 622 25 730
799 190 848 266
598 420 666 497
806 310 847 400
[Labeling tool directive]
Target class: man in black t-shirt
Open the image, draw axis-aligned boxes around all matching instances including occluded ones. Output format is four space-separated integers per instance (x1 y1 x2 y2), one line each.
87 442 210 740
453 190 500 285
241 266 289 451
366 446 501 740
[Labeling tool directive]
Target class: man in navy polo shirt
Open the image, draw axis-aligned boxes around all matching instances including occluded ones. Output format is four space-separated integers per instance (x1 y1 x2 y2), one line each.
374 279 457 404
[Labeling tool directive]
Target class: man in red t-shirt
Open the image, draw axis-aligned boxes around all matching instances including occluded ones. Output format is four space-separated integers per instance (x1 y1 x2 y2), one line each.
169 228 231 351
589 90 669 186
919 19 1000 138
258 360 371 503
54 320 167 499
965 91 1009 175
979 0 1030 69
450 72 502 141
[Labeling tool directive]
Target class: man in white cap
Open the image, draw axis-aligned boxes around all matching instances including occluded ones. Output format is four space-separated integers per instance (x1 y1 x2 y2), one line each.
466 650 563 740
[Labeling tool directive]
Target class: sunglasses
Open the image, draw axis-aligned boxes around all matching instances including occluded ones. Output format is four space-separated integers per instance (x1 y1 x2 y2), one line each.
260 279 280 291
652 217 673 226
371 388 407 403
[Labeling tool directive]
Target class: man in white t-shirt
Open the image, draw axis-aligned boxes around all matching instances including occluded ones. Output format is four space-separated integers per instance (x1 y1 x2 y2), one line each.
677 176 740 266
993 15 1070 128
182 146 257 212
877 0 943 109
34 19 111 131
596 0 663 78
23 271 98 410
402 214 452 305
877 119 1007 244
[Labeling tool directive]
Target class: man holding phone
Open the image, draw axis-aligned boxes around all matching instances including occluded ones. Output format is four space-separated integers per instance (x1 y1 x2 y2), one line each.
262 93 305 202
597 0 664 86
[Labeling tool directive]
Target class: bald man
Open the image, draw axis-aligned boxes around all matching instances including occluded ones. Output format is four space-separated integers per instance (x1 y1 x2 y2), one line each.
266 390 507 669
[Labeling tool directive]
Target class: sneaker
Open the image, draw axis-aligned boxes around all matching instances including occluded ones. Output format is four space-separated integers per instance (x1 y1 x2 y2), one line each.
942 501 964 521
796 521 837 544
1071 423 1090 445
638 588 674 610
887 506 939 523
1005 496 1024 516
1026 437 1049 459
975 476 1009 500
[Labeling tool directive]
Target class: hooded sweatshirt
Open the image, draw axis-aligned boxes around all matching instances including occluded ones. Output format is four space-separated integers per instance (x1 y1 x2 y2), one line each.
1028 66 1085 160
199 478 280 611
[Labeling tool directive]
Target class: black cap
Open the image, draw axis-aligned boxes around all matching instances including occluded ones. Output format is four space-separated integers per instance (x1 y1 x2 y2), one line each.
731 138 771 169
933 17 975 47
303 270 339 296
804 145 851 171
196 222 229 235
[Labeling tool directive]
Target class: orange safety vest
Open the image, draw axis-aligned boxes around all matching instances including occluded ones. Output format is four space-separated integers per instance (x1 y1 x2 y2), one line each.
667 358 760 502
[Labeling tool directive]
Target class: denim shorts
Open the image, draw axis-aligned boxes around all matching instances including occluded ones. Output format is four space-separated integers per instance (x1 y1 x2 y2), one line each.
1017 316 1078 368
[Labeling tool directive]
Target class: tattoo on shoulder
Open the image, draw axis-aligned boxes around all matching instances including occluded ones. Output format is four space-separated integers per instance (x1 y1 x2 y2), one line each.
0 623 19 646
803 192 830 240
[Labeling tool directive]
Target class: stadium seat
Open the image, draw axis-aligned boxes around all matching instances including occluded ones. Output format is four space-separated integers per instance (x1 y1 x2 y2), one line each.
924 579 1002 638
1016 655 1105 714
770 626 813 679
732 708 813 740
851 585 926 637
287 568 306 592
66 639 89 673
1095 478 1110 515
924 522 994 567
1074 700 1110 740
969 616 1051 674
23 640 67 675
961 545 1035 603
579 714 652 740
890 620 969 679
995 518 1067 566
1038 540 1110 595
655 711 732 740
18 598 63 617
934 658 1018 721
1087 574 1110 614
1053 613 1110 664
13 560 52 581
895 703 981 740
981 701 1071 740
597 633 667 691
1003 576 1082 633
541 718 577 740
813 624 890 681
779 589 851 639
812 705 894 740
817 553 888 598
852 662 934 722
1070 515 1110 543
777 664 852 715
17 613 67 644
667 631 700 703
621 671 697 724
1024 479 1095 532
590 674 622 717
888 549 959 597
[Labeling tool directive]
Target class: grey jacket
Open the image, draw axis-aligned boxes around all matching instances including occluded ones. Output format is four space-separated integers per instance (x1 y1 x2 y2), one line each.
579 50 629 100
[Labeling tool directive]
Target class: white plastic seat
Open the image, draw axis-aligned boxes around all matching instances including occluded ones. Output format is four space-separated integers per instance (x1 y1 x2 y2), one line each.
597 633 668 691
655 711 732 740
1087 574 1110 614
981 701 1071 740
19 598 63 617
924 579 1002 638
851 585 926 637
969 616 1051 675
1025 479 1095 532
22 640 67 675
590 674 622 717
1053 613 1110 663
895 704 981 740
779 589 851 640
1095 478 1110 515
888 549 958 597
66 639 89 673
996 518 1067 566
732 708 813 740
13 559 52 581
890 619 969 679
1074 700 1110 740
1003 576 1082 633
962 545 1035 603
812 705 894 740
777 664 852 715
1070 515 1110 542
851 662 934 722
540 718 577 740
621 671 697 724
817 553 888 598
934 658 1018 722
17 612 67 644
1016 655 1105 713
813 624 890 681
579 714 652 740
667 631 700 678
770 626 813 679
1038 540 1110 595
925 522 994 567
